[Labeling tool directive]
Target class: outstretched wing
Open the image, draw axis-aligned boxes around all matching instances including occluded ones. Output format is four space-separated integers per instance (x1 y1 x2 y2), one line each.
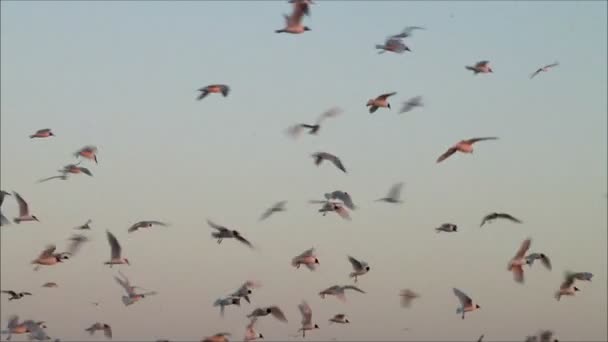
343 285 366 293
377 92 397 100
347 256 363 271
270 306 289 322
39 245 57 259
106 231 122 259
514 238 532 259
13 192 29 216
453 288 472 306
466 137 498 144
498 213 522 223
298 301 312 324
235 234 254 249
387 182 403 199
436 147 457 163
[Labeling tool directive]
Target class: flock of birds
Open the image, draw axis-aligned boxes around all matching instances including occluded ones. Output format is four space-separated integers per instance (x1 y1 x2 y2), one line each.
0 1 603 342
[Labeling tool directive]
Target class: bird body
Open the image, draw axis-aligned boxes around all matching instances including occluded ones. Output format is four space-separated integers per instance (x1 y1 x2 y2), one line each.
1 291 32 301
29 129 54 139
329 314 349 324
297 301 319 337
435 223 458 233
292 248 320 270
466 60 493 74
436 137 498 163
347 256 370 282
104 231 130 266
197 84 230 100
12 192 39 224
376 38 410 54
208 220 253 248
453 288 480 319
74 146 98 164
366 92 396 113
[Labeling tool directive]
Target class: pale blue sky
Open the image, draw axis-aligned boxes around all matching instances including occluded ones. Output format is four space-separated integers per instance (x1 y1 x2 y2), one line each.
1 1 606 341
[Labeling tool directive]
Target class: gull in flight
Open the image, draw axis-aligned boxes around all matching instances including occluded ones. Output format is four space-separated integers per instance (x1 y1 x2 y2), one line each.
399 289 420 308
127 220 169 233
214 296 241 317
0 190 10 226
399 96 424 113
12 192 39 224
59 162 93 177
319 285 365 302
292 247 320 271
311 152 347 173
74 219 92 230
287 107 342 138
247 306 288 323
259 201 287 221
480 212 522 227
244 318 264 342
530 62 559 79
66 234 89 256
555 272 581 301
525 330 559 342
465 60 493 74
507 238 532 284
208 219 254 248
376 182 404 204
436 223 458 233
436 137 498 163
329 314 350 324
297 300 319 338
85 323 112 340
230 280 261 304
42 282 58 288
31 245 70 271
325 191 356 210
275 0 312 34
316 201 351 220
197 84 230 100
525 252 552 271
347 255 370 283
37 174 69 183
74 145 98 164
115 270 157 306
29 129 55 139
390 26 425 39
376 38 410 54
1 315 47 341
366 92 397 113
104 230 130 267
565 271 593 282
453 288 480 319
202 332 231 342
1 290 32 301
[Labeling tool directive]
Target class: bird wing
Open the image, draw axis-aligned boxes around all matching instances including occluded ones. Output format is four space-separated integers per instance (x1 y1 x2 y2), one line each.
0 191 9 206
530 69 542 79
286 124 305 138
476 61 490 67
512 265 524 283
37 128 51 134
289 0 308 25
377 92 397 100
197 89 209 100
540 255 552 270
571 272 593 281
128 222 143 233
544 62 559 69
347 256 363 271
328 155 347 173
387 182 403 199
478 334 485 342
207 219 227 232
0 211 9 226
39 245 57 259
298 248 315 259
7 315 19 329
106 231 122 259
498 213 522 223
79 167 93 176
67 234 89 256
560 273 575 289
436 147 457 163
298 301 312 324
115 274 135 296
333 191 355 210
219 85 230 96
37 175 67 183
259 208 274 221
148 220 168 227
334 205 351 220
466 137 498 144
453 288 472 306
316 107 342 124
2 290 17 296
13 192 29 216
270 306 289 322
104 325 113 339
23 320 49 340
343 285 365 293
235 234 254 248
514 238 532 259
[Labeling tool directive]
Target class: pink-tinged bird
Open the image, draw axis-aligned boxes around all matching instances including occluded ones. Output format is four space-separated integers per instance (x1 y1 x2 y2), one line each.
3 315 47 341
311 152 347 173
555 272 580 301
315 201 351 220
507 238 532 284
292 247 320 271
297 301 319 338
436 137 498 163
366 92 397 113
85 323 112 339
530 62 559 79
127 220 169 233
197 84 230 100
376 38 411 54
31 245 70 270
453 288 480 320
74 145 98 164
12 191 39 224
42 282 58 288
29 129 54 139
319 285 365 302
276 0 312 34
104 230 130 267
244 318 264 342
465 60 493 74
202 332 231 342
59 163 93 177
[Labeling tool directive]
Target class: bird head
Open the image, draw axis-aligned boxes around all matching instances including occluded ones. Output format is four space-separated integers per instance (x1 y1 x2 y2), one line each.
49 132 55 136
247 289 252 294
315 258 320 264
141 294 145 298
574 287 580 291
365 266 370 271
488 68 493 73
453 225 458 231
266 308 272 314
314 324 320 329
304 26 311 31
232 298 240 305
476 304 481 309
387 103 392 109
404 46 411 52
259 333 264 339
345 319 350 323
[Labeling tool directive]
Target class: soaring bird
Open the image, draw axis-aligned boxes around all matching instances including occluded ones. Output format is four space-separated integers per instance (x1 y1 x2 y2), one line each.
325 191 356 210
275 0 312 34
399 289 420 308
435 223 458 233
465 60 493 74
525 253 552 270
311 152 347 173
287 107 342 138
207 220 254 248
480 212 522 227
366 92 397 113
74 219 92 230
197 84 230 100
12 192 39 224
319 285 365 302
85 323 112 339
507 238 532 283
376 182 404 204
127 220 169 233
375 38 410 54
453 288 480 319
399 96 424 113
259 201 287 221
436 137 498 163
329 314 349 324
31 245 70 270
347 256 370 282
555 272 580 301
390 26 425 39
29 128 55 139
297 301 319 338
104 231 130 267
213 297 241 317
530 62 559 79
292 248 320 271
230 280 261 304
74 145 98 164
115 271 157 306
247 306 288 323
1 291 32 301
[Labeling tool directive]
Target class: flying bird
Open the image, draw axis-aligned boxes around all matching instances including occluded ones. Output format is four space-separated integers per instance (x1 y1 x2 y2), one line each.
0 190 10 226
247 306 288 323
59 163 93 177
565 271 593 282
287 107 342 138
319 285 365 302
435 223 458 233
530 62 559 79
230 280 261 304
480 212 522 227
115 271 157 306
85 323 112 339
478 334 485 342
74 145 98 164
466 60 493 74
399 96 424 113
197 84 230 100
555 272 580 301
104 231 130 267
31 245 69 270
375 38 410 54
525 253 552 270
436 137 498 163
329 314 349 324
208 220 254 248
390 26 425 39
297 301 319 338
66 234 89 256
347 255 370 282
453 288 480 319
317 202 351 220
202 332 231 342
37 174 69 183
22 320 51 341
1 291 32 301
376 182 404 204
2 315 47 341
42 282 58 288
275 0 312 34
213 297 241 317
12 192 39 224
74 219 92 230
311 152 347 173
259 201 287 221
507 238 532 283
292 248 320 271
244 318 264 342
127 220 169 233
525 330 559 342
325 191 356 210
29 129 55 139
366 92 397 113
399 289 420 308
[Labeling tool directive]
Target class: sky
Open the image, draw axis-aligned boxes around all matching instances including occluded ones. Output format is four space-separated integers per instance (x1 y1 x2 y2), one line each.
1 1 607 341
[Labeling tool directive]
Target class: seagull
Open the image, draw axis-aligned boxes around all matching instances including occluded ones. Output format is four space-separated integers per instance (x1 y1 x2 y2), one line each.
453 288 480 319
208 219 254 248
127 220 169 233
480 212 522 227
104 231 130 267
297 301 319 338
555 272 580 301
565 271 593 281
366 92 397 113
292 248 320 271
329 314 349 324
399 96 424 113
530 62 559 79
0 190 10 226
85 323 112 339
65 234 89 256
275 0 311 34
325 191 356 210
436 137 498 163
375 38 410 54
213 296 241 317
41 282 58 288
12 192 39 224
31 245 70 270
229 280 261 304
74 219 92 230
59 163 93 177
37 174 68 183
466 60 493 74
259 201 287 221
525 253 552 270
115 270 156 306
247 306 288 323
244 318 264 342
399 289 420 308
287 107 342 138
317 202 351 220
507 238 532 283
202 332 231 342
29 129 55 139
2 315 47 341
390 26 425 39
319 285 365 302
311 152 347 173
1 291 32 301
23 320 51 341
74 145 98 164
197 84 230 100
525 330 559 342
347 256 370 282
376 182 404 204
435 223 458 233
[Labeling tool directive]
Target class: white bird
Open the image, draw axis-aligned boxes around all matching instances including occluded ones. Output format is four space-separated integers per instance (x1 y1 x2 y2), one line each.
115 271 156 306
436 137 499 163
399 96 424 113
311 152 347 173
347 256 370 282
555 272 580 301
1 315 47 341
23 320 50 341
507 238 532 283
207 220 254 248
0 190 10 226
530 62 559 79
292 247 320 271
435 223 458 233
325 191 356 210
366 92 397 113
328 314 350 324
453 288 481 319
247 306 288 323
127 220 169 233
244 318 264 342
376 183 404 204
375 38 410 54
12 191 39 224
259 201 287 221
31 245 70 270
214 297 241 317
85 323 112 339
297 301 319 338
230 280 261 304
104 231 130 267
399 289 420 308
319 285 365 302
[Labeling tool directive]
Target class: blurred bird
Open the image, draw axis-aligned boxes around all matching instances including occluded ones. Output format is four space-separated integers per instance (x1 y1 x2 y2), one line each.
453 288 480 319
41 282 58 288
104 231 130 267
287 107 342 138
318 202 351 220
208 220 254 248
376 182 404 204
466 60 493 74
74 219 92 230
29 129 55 139
66 234 89 256
37 174 68 183
329 314 349 324
435 223 458 233
59 163 93 177
366 92 397 113
478 334 485 342
325 191 356 210
230 280 261 304
297 301 319 338
23 320 51 341
530 62 559 79
319 285 365 302
376 38 410 54
525 253 552 270
31 245 69 270
1 290 32 301
399 289 420 308
247 306 288 323
565 271 593 282
244 318 264 341
115 270 157 306
347 256 370 282
197 84 230 100
390 26 425 39
275 0 312 34
525 330 559 342
292 248 320 271
214 297 241 317
127 220 169 233
311 152 347 173
202 333 231 342
436 137 498 163
399 96 424 113
1 315 47 341
507 238 532 284
0 190 10 226
74 145 98 164
12 192 39 224
85 323 112 339
480 212 522 227
259 201 287 221
555 272 581 301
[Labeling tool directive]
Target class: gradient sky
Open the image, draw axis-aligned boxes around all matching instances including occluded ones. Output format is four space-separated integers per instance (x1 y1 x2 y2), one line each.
1 1 607 341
